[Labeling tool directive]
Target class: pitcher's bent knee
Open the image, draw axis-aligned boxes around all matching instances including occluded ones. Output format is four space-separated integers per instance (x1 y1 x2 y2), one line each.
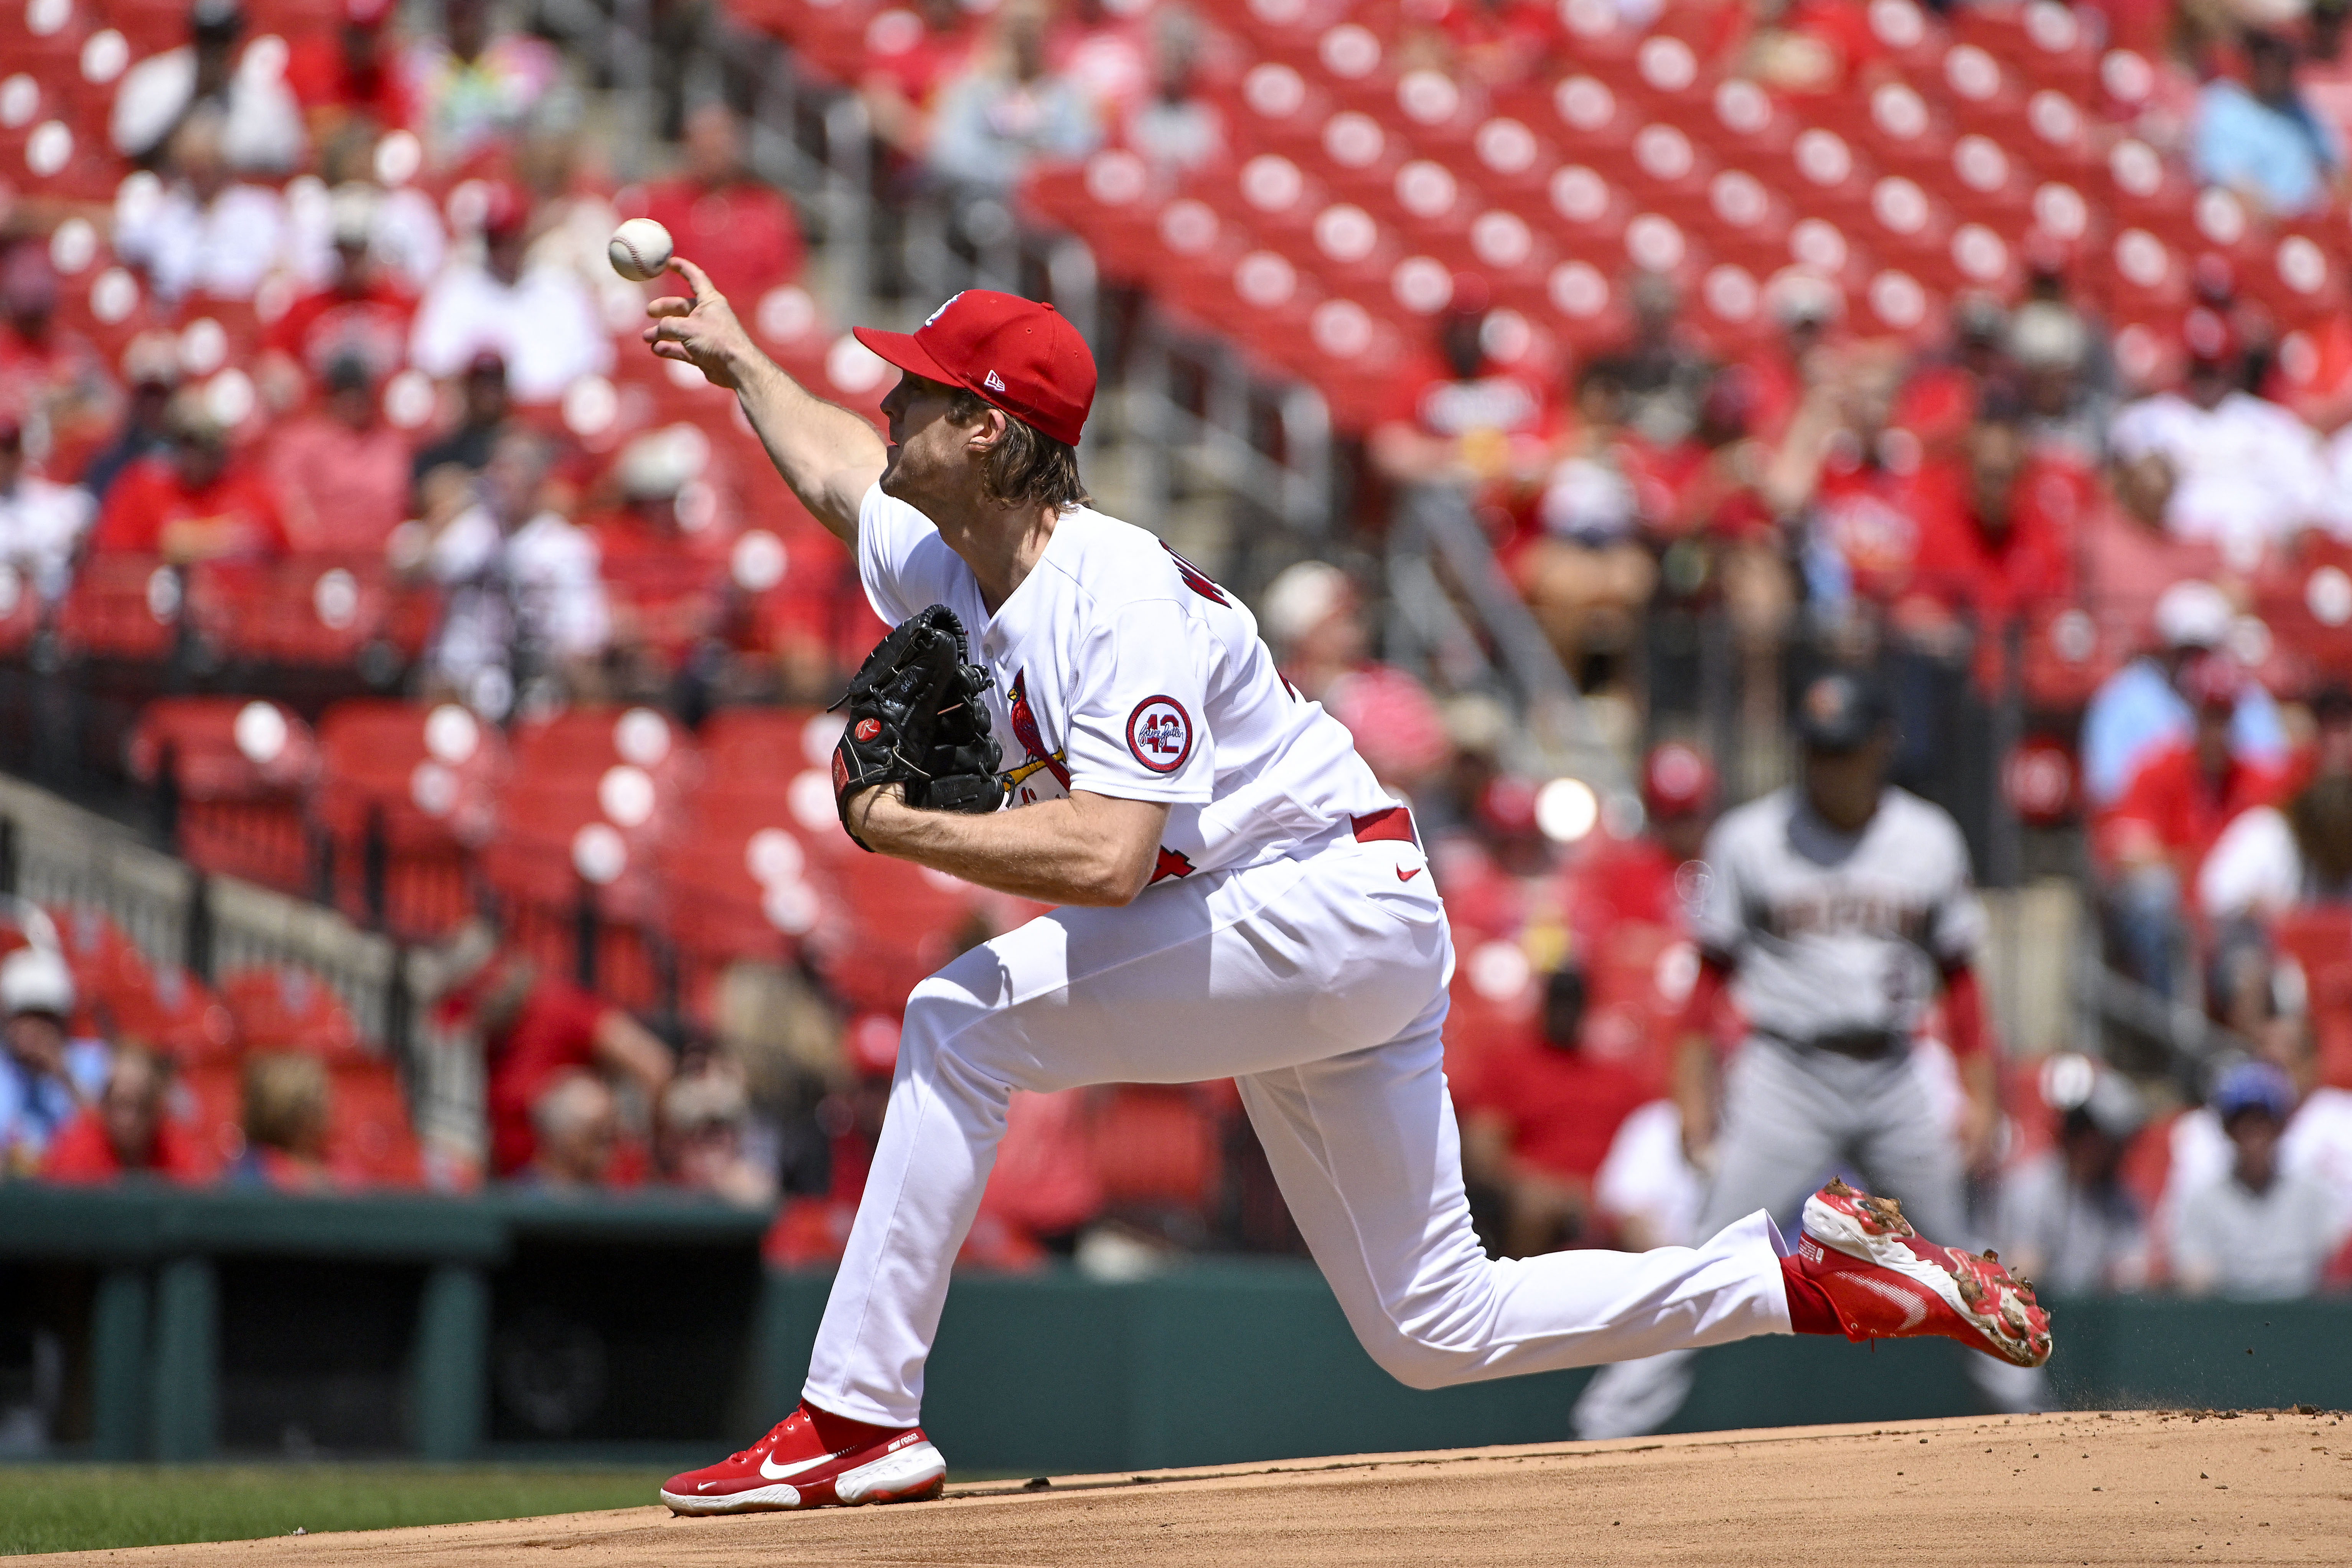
1350 1319 1486 1391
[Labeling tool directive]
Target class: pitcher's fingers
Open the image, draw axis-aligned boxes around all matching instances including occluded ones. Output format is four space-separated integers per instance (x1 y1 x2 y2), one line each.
671 256 718 303
646 293 694 320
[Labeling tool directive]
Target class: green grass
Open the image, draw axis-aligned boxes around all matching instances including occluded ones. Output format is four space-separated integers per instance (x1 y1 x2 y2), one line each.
0 1465 661 1557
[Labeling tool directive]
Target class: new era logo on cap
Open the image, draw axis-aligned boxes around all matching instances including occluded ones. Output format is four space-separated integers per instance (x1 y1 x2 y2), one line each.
853 291 1097 447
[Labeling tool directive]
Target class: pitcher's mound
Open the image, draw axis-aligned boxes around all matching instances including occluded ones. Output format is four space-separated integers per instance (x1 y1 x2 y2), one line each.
30 1410 2349 1565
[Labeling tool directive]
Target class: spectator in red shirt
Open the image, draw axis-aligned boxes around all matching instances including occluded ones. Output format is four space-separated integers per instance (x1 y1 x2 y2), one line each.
2102 653 2288 1001
1459 965 1656 1256
90 395 291 564
260 190 419 397
285 0 412 142
1370 291 1559 512
0 247 120 485
40 1046 207 1184
1259 559 1454 795
435 937 674 1177
265 353 413 554
623 104 804 307
1559 742 1715 960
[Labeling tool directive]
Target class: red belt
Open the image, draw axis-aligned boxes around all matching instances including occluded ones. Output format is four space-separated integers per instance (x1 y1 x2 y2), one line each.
1351 806 1417 846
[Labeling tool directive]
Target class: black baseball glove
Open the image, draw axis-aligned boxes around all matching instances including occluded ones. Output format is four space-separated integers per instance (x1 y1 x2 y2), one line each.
831 604 1003 849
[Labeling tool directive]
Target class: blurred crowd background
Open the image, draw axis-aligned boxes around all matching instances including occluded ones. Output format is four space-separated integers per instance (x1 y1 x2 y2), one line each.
5 0 2352 1334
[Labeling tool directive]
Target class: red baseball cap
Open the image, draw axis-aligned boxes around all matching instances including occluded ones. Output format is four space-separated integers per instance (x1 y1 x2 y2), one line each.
1641 742 1716 819
854 290 1096 448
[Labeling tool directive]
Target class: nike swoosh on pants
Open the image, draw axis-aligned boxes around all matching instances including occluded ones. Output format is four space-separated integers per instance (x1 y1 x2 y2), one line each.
1396 866 1422 882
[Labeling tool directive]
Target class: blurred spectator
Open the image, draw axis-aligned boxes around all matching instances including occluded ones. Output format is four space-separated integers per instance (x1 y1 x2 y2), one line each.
0 416 96 605
1895 398 2077 645
2192 30 2343 218
1739 272 1842 447
2200 773 2352 923
0 247 120 482
417 430 610 714
411 351 512 496
409 184 611 404
518 1070 621 1190
402 0 573 171
2305 0 2352 155
432 934 672 1177
2165 1027 2352 1245
1727 0 1886 99
2172 1061 2340 1298
286 130 448 294
1458 966 1653 1256
589 428 724 564
2108 309 2334 554
285 0 414 143
625 103 805 306
1123 7 1223 176
112 109 292 305
860 0 979 160
1557 742 1714 961
0 950 106 1177
926 0 1103 193
1591 1097 1703 1251
264 353 412 554
39 1047 205 1184
79 336 183 504
1599 272 1715 451
1892 294 2008 459
1052 0 1152 127
659 1064 778 1209
264 184 421 395
2100 653 2287 999
2080 580 2289 812
2006 300 2106 470
1258 560 1452 793
1528 409 1657 675
1996 1060 2153 1295
1370 294 1557 509
90 393 291 564
110 0 307 175
231 1051 335 1192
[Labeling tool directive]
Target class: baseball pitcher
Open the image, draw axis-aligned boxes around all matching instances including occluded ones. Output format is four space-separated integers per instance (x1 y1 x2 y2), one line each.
639 269 2051 1513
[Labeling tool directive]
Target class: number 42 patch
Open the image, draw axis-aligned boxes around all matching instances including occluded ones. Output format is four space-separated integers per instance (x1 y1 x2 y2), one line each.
1126 696 1193 773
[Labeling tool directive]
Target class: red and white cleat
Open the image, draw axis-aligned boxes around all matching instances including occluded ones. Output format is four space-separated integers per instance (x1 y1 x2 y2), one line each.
659 1400 947 1515
1792 1178 2053 1368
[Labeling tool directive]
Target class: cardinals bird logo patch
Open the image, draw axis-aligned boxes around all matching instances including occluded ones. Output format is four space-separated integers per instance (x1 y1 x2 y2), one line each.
1004 670 1070 791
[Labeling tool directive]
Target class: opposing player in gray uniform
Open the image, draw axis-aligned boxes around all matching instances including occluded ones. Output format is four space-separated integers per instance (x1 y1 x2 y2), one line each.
1573 671 2012 1438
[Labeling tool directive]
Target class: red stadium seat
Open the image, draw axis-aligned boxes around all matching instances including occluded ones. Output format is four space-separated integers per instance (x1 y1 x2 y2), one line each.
313 699 503 939
55 555 181 663
129 697 319 893
218 964 367 1060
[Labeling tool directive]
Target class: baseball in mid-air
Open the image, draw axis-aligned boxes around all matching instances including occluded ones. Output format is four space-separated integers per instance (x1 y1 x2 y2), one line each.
608 218 674 282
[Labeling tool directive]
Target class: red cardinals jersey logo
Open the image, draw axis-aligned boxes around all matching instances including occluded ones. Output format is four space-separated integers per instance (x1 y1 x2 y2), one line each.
1004 669 1070 791
1160 541 1229 605
1126 696 1193 773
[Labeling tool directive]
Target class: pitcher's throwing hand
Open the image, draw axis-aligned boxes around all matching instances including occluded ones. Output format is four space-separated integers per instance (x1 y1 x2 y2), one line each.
643 257 752 391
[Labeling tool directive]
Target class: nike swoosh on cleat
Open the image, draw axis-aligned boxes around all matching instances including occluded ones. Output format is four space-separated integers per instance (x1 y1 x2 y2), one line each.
760 1447 852 1481
1847 1273 1928 1331
1396 866 1422 882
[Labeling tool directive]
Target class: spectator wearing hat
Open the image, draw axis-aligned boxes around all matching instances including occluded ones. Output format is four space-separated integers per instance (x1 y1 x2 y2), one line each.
229 1051 338 1192
264 181 422 396
925 0 1103 195
2005 299 2108 472
659 1063 778 1209
430 935 672 1179
1370 289 1559 507
40 1046 206 1184
1122 7 1225 178
1520 363 1660 683
111 106 293 304
264 352 413 554
517 1070 623 1191
2108 307 2334 555
1 949 109 1177
1257 560 1452 796
623 103 804 308
410 183 610 405
2192 30 2344 218
110 0 307 174
0 247 121 483
80 335 184 505
2172 1061 2341 1298
1996 1060 2153 1296
2080 579 2289 813
285 0 414 142
0 416 97 606
90 392 291 564
2098 651 2287 1001
402 0 571 171
410 351 511 498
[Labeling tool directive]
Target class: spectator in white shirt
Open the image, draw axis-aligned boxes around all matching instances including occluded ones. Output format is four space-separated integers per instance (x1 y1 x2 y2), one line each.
110 0 307 175
0 417 96 604
2109 308 2334 560
2171 1061 2344 1298
409 182 610 404
111 107 290 303
1996 1060 2152 1296
420 428 608 718
926 0 1101 194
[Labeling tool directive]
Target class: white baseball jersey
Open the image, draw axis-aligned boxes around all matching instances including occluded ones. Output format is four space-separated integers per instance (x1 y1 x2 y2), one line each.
855 484 1396 884
1694 785 1984 1043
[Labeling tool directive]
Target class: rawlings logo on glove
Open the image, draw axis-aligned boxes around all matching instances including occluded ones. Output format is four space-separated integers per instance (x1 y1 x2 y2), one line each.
831 604 1004 849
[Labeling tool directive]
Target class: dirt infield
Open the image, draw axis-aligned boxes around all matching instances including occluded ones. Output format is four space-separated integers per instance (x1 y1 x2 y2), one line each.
28 1410 2352 1565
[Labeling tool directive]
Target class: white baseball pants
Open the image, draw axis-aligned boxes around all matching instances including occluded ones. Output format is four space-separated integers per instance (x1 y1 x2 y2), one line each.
802 830 1795 1428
